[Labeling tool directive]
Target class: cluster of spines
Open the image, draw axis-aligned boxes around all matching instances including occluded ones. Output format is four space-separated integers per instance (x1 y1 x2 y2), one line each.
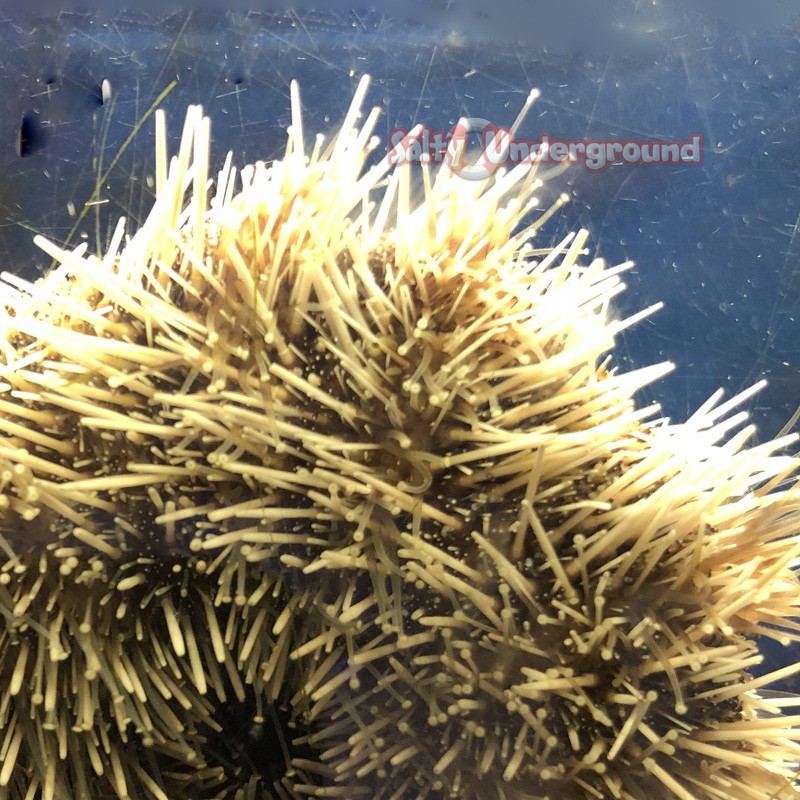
0 75 797 799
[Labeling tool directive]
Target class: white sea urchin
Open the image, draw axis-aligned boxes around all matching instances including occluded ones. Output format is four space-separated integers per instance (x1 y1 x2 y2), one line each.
0 76 798 800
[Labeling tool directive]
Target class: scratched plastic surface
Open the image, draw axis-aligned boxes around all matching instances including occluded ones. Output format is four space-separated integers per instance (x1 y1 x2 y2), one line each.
0 6 797 681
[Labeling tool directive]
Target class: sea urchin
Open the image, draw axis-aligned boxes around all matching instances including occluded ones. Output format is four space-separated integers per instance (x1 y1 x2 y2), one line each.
0 76 799 800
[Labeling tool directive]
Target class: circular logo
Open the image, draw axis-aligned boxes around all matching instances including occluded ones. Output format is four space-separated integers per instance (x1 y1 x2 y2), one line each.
445 117 510 181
